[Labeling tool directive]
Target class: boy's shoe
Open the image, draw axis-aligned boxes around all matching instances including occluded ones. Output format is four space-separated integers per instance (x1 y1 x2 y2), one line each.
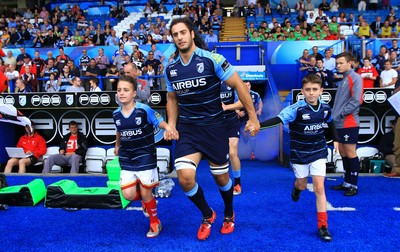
142 201 149 218
291 188 301 202
344 187 358 196
330 184 349 191
146 220 162 238
318 226 332 242
233 184 242 196
197 209 216 240
220 212 235 234
250 152 256 160
0 174 7 189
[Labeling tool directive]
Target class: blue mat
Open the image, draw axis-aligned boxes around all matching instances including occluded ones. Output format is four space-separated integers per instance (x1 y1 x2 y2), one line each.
0 160 399 251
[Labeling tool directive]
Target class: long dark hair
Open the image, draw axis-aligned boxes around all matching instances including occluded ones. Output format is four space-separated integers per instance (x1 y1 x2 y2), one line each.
170 17 208 58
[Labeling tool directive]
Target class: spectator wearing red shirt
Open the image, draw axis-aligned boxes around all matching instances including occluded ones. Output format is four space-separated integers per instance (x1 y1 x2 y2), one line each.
4 123 47 173
357 58 378 89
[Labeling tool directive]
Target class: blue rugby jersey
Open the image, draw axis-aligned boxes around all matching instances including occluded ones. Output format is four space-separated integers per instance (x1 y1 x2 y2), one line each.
278 99 332 164
220 82 238 121
165 47 235 125
113 102 164 171
250 90 261 108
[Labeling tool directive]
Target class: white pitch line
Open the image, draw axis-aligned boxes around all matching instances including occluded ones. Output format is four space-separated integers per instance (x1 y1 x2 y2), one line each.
327 202 356 211
306 183 356 211
394 207 400 211
125 206 143 211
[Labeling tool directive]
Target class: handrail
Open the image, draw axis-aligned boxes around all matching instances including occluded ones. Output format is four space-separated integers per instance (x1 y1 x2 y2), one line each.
226 36 248 42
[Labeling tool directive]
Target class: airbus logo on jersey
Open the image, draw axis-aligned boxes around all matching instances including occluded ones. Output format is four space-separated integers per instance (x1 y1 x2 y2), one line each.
304 123 324 131
172 78 207 90
120 129 142 137
170 69 177 77
302 114 311 120
220 92 232 99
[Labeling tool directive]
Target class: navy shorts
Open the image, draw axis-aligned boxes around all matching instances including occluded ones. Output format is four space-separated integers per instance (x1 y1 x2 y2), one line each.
175 123 229 165
225 117 241 138
336 127 359 144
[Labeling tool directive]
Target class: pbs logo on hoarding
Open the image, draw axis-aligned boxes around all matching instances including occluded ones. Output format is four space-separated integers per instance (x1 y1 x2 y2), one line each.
91 110 116 144
28 110 58 143
58 110 90 138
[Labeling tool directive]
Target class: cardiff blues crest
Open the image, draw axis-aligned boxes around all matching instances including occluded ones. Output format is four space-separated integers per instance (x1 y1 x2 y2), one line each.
66 94 74 106
197 62 204 73
19 95 26 106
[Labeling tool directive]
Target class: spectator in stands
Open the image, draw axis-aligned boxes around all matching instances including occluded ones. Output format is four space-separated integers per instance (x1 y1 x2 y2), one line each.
374 45 389 72
371 16 383 36
323 49 336 71
85 59 101 79
5 64 19 82
55 47 70 71
315 59 334 88
32 30 45 47
105 64 119 91
318 0 330 11
66 76 85 92
41 58 58 79
264 3 272 15
294 0 305 12
157 3 168 14
389 39 400 55
354 20 373 39
305 0 315 11
120 31 129 45
357 0 367 11
329 0 339 12
44 29 58 47
39 6 50 20
307 12 316 24
144 51 163 77
42 120 88 174
389 50 400 69
67 60 80 78
58 64 74 91
151 43 165 62
4 51 16 67
89 77 101 92
296 10 306 24
310 46 324 61
144 2 154 17
105 29 119 46
380 60 398 89
15 78 32 93
21 65 38 92
235 0 247 17
210 12 222 31
123 63 150 103
300 56 317 74
45 72 58 92
4 123 46 174
9 27 22 45
144 34 154 45
378 21 393 38
205 29 219 43
152 27 163 43
95 48 110 76
19 25 31 43
109 6 119 19
173 3 182 15
358 58 379 89
247 3 256 17
113 48 127 71
131 51 144 71
93 28 106 46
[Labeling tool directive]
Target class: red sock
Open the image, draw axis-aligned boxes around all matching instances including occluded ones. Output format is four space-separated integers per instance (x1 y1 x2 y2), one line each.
144 198 159 224
317 212 328 229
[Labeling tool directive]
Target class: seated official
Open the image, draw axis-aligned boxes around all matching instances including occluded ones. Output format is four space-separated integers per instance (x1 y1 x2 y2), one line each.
42 120 88 174
4 123 47 173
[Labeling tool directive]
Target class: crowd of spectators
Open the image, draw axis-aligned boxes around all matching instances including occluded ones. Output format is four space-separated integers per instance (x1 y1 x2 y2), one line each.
239 0 399 42
0 0 231 93
298 39 400 91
